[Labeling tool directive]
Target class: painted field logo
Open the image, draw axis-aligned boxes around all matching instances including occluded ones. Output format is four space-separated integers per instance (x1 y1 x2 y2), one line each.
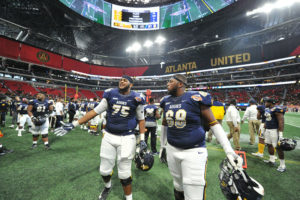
37 51 50 63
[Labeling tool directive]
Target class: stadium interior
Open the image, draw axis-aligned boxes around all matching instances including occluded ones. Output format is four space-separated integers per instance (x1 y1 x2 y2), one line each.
1 0 300 199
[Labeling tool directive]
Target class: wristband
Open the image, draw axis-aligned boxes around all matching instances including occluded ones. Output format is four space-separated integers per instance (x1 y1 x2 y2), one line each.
140 133 145 141
72 121 79 127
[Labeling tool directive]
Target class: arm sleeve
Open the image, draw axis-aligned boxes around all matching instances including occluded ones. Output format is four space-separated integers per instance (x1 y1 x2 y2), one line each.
94 98 108 114
211 124 235 155
136 104 145 120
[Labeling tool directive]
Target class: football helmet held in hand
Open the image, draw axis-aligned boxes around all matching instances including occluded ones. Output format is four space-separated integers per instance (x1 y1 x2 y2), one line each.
139 140 147 152
32 116 46 126
277 138 297 151
134 149 154 171
54 122 75 136
219 158 264 200
226 152 243 170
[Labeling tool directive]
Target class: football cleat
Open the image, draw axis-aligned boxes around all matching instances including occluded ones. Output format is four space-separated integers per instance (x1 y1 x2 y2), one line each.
251 152 263 158
277 166 286 173
98 187 112 200
263 160 276 166
32 144 38 149
44 144 51 150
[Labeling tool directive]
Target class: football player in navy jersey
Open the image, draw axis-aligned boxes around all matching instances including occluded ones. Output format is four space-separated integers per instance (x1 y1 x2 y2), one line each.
0 97 8 127
160 74 242 200
27 92 54 150
68 98 76 123
87 97 99 135
79 99 88 130
144 98 160 154
55 75 146 200
252 98 267 157
263 97 286 172
10 96 21 129
17 98 32 136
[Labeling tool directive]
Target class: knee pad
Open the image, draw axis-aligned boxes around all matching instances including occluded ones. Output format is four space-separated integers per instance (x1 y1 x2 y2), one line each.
120 176 132 186
42 134 48 138
102 173 112 183
174 189 184 200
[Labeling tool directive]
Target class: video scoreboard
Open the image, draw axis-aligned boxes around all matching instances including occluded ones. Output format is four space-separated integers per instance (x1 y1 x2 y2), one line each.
111 5 159 30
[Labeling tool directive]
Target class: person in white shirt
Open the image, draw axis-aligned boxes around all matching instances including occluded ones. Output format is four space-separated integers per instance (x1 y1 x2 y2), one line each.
241 99 261 145
55 98 64 128
226 99 241 150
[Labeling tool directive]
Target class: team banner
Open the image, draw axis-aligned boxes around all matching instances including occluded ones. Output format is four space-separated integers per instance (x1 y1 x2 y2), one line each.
20 44 63 69
0 37 20 59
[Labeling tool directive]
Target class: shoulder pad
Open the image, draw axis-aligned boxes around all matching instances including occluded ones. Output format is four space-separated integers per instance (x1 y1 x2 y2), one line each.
274 106 286 113
190 91 212 106
104 88 113 93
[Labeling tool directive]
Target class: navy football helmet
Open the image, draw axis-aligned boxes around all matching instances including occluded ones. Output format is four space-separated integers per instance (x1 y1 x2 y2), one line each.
33 116 47 126
134 149 154 171
278 138 297 151
219 158 264 200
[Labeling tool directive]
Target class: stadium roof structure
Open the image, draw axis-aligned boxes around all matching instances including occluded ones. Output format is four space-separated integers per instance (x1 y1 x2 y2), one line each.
1 0 300 66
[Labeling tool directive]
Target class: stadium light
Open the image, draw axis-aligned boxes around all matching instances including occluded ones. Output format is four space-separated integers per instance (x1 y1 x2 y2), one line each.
132 42 141 52
144 40 153 47
246 0 300 16
126 46 132 53
80 57 89 62
155 36 166 44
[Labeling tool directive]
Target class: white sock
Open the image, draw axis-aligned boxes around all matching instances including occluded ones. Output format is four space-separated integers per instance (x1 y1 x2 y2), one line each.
279 159 285 168
44 141 49 145
33 141 37 144
270 155 276 162
125 194 132 200
18 129 22 135
105 180 111 188
0 144 2 148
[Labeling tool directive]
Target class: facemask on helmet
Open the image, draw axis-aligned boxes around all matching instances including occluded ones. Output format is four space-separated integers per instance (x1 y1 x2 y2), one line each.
134 149 154 171
219 158 264 200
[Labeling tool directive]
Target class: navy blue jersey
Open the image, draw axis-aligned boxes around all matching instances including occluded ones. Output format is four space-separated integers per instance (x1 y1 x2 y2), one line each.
0 100 8 112
29 99 53 117
11 100 21 111
144 104 158 122
103 88 145 135
265 106 286 129
76 103 80 111
87 101 98 112
257 105 266 123
17 103 28 115
80 102 87 111
160 91 212 149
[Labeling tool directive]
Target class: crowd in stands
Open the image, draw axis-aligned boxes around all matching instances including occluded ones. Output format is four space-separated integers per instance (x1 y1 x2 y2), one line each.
0 78 299 109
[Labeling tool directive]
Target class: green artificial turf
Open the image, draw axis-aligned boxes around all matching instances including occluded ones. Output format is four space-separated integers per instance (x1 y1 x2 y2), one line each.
0 112 300 200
